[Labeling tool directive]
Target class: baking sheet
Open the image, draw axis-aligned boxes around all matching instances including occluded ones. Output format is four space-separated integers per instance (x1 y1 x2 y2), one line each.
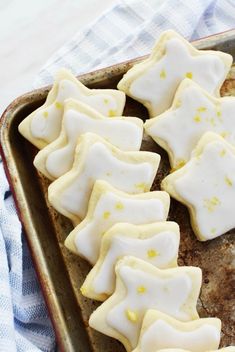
0 30 235 351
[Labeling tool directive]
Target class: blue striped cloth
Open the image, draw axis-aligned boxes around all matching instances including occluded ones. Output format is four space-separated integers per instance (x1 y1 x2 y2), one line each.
0 162 56 352
1 0 235 351
35 0 235 88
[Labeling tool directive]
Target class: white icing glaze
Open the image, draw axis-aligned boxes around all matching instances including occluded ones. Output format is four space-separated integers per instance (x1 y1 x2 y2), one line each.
30 79 121 143
31 102 62 142
107 266 197 349
173 138 235 240
129 37 226 115
145 80 235 169
44 109 143 178
92 231 179 295
50 141 159 219
139 320 220 352
74 191 167 264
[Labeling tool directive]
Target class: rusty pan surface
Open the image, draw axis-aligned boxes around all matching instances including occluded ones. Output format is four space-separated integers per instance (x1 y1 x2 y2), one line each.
0 30 235 351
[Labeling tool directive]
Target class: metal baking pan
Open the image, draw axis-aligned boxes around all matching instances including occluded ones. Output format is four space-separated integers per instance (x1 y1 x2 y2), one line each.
0 30 235 351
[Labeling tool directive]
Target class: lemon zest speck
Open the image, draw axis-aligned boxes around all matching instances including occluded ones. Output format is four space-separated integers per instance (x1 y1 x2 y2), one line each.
193 115 201 123
55 101 63 109
219 149 226 157
43 111 48 118
147 249 158 258
115 202 124 210
203 197 220 212
185 72 193 79
126 309 138 323
103 211 111 219
135 182 147 191
137 286 146 294
108 109 116 117
197 106 207 112
220 131 228 138
160 69 166 79
225 176 233 187
175 99 181 108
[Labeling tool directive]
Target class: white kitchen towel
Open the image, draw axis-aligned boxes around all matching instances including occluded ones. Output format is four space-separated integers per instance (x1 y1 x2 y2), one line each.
35 0 235 87
1 0 235 351
0 161 56 352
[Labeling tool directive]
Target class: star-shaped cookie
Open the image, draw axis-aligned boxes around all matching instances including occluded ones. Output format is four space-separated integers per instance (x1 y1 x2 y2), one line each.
145 78 235 170
34 98 143 180
132 310 221 352
162 132 235 241
89 256 202 352
18 68 126 149
81 221 179 301
49 133 160 223
65 180 170 264
117 30 232 117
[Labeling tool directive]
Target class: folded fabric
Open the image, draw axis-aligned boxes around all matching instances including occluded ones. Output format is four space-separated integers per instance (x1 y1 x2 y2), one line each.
0 161 56 352
1 0 235 351
35 0 235 88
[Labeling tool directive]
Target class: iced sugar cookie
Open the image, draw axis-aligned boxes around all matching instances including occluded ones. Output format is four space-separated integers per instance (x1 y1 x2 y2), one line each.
117 30 232 117
18 68 126 149
145 78 235 170
81 222 179 301
89 256 202 352
161 132 235 241
49 133 160 223
65 180 170 264
132 310 221 352
34 99 143 180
